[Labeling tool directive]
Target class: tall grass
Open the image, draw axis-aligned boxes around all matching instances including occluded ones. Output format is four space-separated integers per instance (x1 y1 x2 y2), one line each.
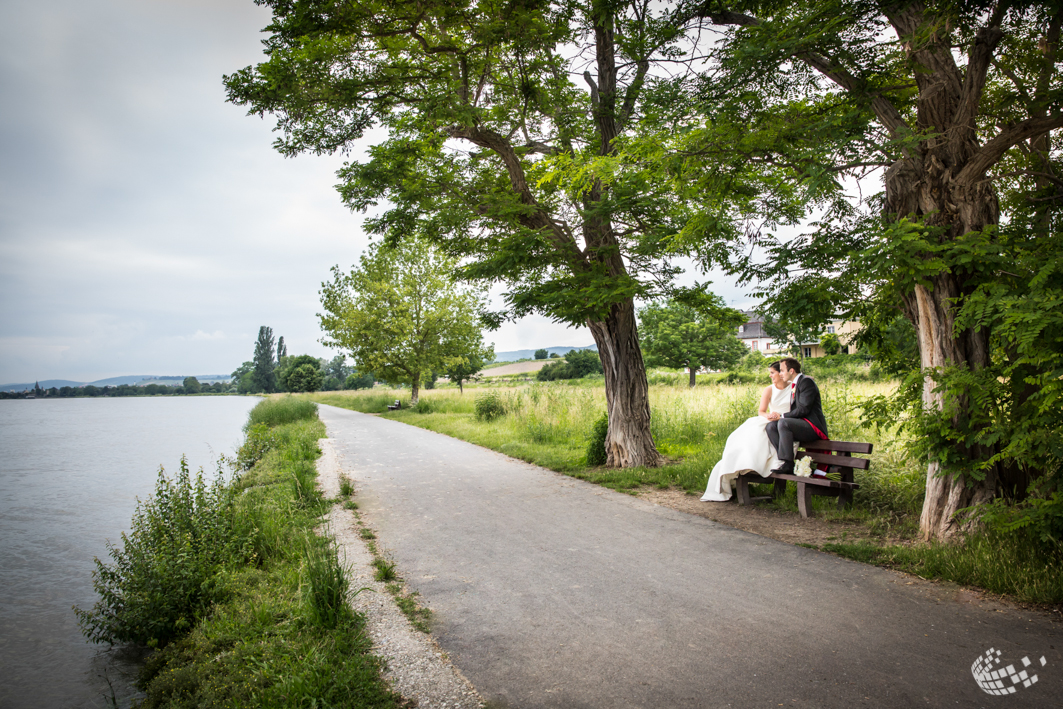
245 396 319 429
312 381 920 515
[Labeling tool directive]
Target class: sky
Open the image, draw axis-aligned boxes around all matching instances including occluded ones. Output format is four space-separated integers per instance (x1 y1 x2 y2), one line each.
0 0 755 385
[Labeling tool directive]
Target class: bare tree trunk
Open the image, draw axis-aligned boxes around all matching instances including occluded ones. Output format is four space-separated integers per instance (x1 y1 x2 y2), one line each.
410 375 420 406
688 365 697 388
588 298 664 468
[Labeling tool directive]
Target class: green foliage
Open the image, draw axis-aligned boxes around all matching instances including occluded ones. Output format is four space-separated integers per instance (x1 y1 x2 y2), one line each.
182 377 201 394
236 423 277 471
277 354 322 392
287 364 324 393
474 392 507 422
534 349 548 360
301 534 353 629
345 371 376 390
372 558 397 583
819 332 841 356
536 349 604 381
445 344 493 393
74 458 244 647
251 326 277 394
639 298 747 384
319 237 490 401
339 477 354 498
968 493 1063 552
244 397 318 430
586 413 609 467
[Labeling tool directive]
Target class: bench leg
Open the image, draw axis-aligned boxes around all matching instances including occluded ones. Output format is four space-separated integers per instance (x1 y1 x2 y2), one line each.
773 478 787 499
736 475 751 506
837 487 854 510
797 482 813 518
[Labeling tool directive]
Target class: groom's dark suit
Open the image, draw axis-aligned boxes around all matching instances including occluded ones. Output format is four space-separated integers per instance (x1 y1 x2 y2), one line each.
766 374 828 466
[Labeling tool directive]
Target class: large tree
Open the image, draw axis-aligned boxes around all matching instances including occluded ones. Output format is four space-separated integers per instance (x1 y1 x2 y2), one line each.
319 238 490 405
667 1 1062 539
223 0 760 468
638 297 746 386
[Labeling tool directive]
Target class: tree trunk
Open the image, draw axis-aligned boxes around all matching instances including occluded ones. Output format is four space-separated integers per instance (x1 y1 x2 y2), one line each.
410 374 420 406
688 364 697 388
587 298 664 468
886 151 999 541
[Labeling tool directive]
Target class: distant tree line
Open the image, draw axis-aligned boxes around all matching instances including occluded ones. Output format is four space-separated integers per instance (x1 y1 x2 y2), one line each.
0 378 228 399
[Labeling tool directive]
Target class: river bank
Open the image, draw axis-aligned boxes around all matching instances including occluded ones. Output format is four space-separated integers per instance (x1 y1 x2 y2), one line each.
85 397 401 708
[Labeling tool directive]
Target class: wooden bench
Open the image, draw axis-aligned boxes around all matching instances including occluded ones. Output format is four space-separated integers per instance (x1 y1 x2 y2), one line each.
386 399 402 411
735 440 873 518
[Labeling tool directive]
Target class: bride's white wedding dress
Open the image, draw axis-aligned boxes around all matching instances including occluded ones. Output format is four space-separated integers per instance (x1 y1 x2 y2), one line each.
701 384 791 502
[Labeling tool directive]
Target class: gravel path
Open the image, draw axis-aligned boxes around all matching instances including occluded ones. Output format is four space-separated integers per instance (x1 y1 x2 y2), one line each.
317 437 484 709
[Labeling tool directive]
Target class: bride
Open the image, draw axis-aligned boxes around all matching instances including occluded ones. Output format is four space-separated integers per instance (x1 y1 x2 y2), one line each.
701 361 790 502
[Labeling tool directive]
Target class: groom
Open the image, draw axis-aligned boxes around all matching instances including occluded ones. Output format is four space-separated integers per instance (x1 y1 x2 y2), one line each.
765 358 828 475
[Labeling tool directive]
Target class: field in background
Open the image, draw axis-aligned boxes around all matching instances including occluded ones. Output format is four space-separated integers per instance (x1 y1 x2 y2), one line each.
310 380 922 522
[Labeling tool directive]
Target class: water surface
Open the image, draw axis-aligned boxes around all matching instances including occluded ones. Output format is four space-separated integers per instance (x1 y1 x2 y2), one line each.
0 396 258 708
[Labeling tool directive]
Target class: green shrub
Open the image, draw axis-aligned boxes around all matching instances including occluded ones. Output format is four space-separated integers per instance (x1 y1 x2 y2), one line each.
287 364 324 393
344 372 376 390
244 397 318 430
721 370 758 385
236 423 277 470
75 458 245 647
474 392 507 421
537 349 603 381
586 413 609 466
414 397 436 414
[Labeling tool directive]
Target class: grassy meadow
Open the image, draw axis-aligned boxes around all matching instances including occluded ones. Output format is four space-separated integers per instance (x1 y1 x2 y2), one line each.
310 377 1063 605
310 379 923 524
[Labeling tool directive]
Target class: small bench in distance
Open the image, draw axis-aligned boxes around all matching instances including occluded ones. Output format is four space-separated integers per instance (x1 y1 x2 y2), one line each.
386 400 402 411
735 440 873 518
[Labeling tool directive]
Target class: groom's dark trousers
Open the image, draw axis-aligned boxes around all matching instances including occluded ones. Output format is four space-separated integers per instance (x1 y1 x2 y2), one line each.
766 418 820 463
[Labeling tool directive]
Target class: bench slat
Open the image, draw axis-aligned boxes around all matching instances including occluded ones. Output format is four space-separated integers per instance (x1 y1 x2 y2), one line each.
802 440 873 454
766 473 860 489
797 451 870 470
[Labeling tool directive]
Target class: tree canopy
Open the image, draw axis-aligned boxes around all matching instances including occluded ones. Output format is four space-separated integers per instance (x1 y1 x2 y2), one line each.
224 0 780 467
638 298 746 387
251 326 278 394
319 238 491 404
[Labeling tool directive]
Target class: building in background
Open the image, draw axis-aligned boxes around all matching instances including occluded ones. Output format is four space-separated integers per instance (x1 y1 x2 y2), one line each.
736 311 860 358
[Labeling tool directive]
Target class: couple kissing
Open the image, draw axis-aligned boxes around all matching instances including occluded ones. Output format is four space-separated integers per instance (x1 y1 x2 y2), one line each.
701 358 829 503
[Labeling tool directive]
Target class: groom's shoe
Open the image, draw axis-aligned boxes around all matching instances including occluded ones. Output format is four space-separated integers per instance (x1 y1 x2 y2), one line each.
770 462 795 475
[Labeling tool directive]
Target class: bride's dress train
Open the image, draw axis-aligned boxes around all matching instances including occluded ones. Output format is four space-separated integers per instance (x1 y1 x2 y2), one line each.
701 385 791 502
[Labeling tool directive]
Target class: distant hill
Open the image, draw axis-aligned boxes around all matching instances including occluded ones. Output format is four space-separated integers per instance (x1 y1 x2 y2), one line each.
0 374 232 393
492 345 597 363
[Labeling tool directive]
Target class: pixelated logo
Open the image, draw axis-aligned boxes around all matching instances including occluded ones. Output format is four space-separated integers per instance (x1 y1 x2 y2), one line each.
971 648 1047 696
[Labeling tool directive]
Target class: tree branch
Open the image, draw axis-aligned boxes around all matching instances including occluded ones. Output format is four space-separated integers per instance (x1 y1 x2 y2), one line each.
952 23 1005 138
957 113 1063 184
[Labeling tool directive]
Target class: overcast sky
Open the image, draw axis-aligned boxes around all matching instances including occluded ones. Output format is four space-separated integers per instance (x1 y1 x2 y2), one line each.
0 0 754 385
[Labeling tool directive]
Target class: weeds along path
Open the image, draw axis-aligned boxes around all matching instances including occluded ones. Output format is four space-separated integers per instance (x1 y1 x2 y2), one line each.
317 405 1062 709
315 437 483 708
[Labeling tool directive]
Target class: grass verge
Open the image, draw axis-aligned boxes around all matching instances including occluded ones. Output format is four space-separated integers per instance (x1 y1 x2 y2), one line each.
78 399 401 708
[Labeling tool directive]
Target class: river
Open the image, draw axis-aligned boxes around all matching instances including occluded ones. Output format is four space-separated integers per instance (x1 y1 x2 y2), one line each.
0 396 259 708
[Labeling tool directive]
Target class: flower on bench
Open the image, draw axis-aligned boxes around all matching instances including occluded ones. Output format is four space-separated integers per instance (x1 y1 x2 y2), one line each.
794 458 813 478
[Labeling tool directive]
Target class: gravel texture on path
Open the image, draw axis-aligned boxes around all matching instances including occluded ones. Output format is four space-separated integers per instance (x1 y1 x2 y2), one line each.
316 438 484 709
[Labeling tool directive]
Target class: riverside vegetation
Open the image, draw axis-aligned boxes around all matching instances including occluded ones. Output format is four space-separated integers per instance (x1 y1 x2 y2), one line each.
75 397 400 708
310 368 1063 606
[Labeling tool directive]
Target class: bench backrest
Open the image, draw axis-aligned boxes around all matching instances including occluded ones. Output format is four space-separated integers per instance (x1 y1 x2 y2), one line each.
798 439 873 471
